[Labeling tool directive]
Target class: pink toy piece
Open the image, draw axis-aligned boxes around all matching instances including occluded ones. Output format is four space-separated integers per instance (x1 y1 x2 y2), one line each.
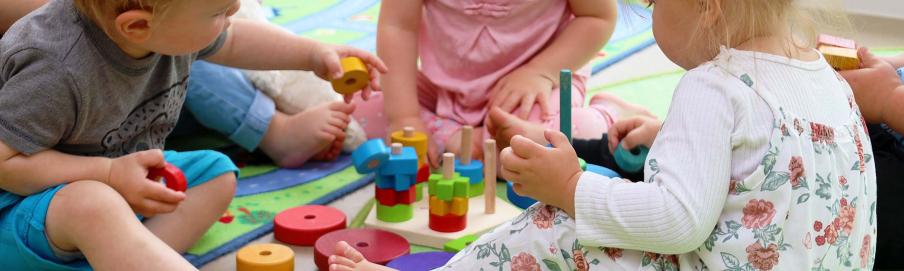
314 229 410 270
147 163 187 192
274 205 347 246
818 34 856 49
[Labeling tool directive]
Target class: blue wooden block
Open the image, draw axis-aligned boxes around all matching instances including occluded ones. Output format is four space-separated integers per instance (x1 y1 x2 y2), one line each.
352 139 389 174
506 182 536 209
375 174 415 192
586 164 620 178
379 146 419 176
454 159 483 185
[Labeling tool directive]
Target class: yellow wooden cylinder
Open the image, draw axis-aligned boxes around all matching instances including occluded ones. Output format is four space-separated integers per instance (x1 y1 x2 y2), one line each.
331 57 370 95
236 243 295 271
429 195 449 216
391 128 429 165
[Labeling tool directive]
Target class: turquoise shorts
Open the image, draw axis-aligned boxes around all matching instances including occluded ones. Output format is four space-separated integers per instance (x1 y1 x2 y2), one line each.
0 150 238 270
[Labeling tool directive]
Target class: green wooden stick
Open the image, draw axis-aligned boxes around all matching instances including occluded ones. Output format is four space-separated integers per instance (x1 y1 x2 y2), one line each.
560 69 572 142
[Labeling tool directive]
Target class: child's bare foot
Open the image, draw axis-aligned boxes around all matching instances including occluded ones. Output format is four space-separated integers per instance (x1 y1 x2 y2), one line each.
313 133 345 161
589 92 655 120
260 102 354 168
328 241 398 271
445 126 485 162
487 107 548 150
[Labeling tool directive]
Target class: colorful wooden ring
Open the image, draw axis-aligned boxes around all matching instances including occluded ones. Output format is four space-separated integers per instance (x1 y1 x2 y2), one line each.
147 163 187 192
506 181 536 209
386 252 456 271
314 229 410 270
614 143 649 173
331 57 370 95
352 139 389 174
236 243 294 271
274 205 346 246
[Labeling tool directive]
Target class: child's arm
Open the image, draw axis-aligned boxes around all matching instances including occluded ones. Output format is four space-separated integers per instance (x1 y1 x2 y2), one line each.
883 53 904 68
0 0 46 33
0 140 110 195
840 47 904 130
204 19 388 98
376 0 425 135
491 0 617 117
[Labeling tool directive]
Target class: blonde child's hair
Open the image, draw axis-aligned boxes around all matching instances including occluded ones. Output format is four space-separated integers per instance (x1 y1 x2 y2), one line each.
74 0 175 26
689 0 851 57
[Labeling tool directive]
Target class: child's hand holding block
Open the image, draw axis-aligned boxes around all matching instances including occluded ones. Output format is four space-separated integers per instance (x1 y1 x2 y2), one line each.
331 57 370 95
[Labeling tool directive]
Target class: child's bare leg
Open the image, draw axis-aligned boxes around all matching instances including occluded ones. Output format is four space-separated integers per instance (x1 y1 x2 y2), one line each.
143 173 236 252
589 92 655 120
259 101 353 168
45 181 197 271
328 241 397 271
444 126 485 161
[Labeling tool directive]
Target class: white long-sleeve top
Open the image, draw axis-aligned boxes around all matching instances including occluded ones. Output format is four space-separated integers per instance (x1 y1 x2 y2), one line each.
574 47 856 254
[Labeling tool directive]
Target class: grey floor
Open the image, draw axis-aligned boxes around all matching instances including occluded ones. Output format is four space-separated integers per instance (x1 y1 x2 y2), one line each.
201 14 903 271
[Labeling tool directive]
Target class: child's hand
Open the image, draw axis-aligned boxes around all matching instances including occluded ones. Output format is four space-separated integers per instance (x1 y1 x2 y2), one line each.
500 130 582 216
311 44 390 103
490 67 555 119
840 47 903 124
607 116 662 154
106 150 186 217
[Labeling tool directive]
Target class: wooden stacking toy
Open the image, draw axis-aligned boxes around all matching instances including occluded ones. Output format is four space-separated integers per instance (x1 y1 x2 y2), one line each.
331 57 370 95
614 143 650 174
236 243 294 271
483 140 497 214
273 205 346 246
454 126 485 197
147 163 187 192
352 140 420 223
428 153 470 232
392 127 430 201
314 229 410 270
817 34 859 70
443 234 477 253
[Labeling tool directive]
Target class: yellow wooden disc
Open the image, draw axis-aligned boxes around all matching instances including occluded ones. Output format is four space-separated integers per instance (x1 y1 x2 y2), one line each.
391 130 428 158
236 243 295 271
331 57 370 95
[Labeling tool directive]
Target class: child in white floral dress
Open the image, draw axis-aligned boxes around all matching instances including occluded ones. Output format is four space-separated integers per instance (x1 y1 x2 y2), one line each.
327 0 877 270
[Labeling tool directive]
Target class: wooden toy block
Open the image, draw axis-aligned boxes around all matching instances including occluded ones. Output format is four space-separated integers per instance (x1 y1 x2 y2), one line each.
375 173 416 192
415 182 425 202
429 195 450 216
468 182 485 199
453 178 469 198
429 213 467 233
614 143 649 173
352 138 389 174
273 205 346 246
376 203 414 222
455 160 484 184
450 197 468 216
376 186 399 206
387 252 456 271
147 163 187 192
484 140 497 214
435 178 455 200
818 34 856 49
818 45 859 70
397 187 417 204
560 69 572 141
331 57 370 95
236 243 294 271
391 127 429 164
314 229 410 270
417 164 430 183
443 234 478 253
364 189 523 248
379 144 419 176
507 181 537 209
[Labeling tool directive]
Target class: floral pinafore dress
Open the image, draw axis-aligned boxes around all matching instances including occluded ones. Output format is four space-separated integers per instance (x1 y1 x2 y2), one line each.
436 56 878 270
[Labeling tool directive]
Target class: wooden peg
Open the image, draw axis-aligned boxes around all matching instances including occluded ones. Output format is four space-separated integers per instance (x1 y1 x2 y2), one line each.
391 143 403 155
483 140 496 214
443 153 455 179
403 127 415 137
460 126 473 165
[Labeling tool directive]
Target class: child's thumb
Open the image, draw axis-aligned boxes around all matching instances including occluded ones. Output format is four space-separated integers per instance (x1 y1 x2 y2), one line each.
545 129 571 149
138 149 166 168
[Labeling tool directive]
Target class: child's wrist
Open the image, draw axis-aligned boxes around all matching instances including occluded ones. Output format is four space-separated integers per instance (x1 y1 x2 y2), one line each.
100 157 115 187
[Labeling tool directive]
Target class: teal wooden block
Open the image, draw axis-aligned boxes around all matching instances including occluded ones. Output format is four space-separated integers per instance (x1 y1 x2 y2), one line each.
380 146 419 176
352 139 389 174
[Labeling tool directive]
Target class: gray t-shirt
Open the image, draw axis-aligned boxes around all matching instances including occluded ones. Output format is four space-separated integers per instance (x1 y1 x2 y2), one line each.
0 0 226 158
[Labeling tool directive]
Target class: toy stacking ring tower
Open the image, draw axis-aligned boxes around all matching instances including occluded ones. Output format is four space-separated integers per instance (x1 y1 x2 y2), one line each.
454 126 485 197
391 127 430 201
428 153 470 232
331 57 370 95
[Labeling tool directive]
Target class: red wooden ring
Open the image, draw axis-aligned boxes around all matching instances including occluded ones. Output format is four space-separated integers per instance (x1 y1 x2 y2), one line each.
147 163 187 192
274 205 346 246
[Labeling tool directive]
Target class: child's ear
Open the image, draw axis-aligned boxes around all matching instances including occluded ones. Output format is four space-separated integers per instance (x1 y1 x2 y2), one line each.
699 0 722 28
113 10 154 43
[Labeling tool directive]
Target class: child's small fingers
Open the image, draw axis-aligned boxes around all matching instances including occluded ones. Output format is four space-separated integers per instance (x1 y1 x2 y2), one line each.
138 199 179 216
510 182 528 196
517 94 535 119
500 167 520 182
537 93 550 118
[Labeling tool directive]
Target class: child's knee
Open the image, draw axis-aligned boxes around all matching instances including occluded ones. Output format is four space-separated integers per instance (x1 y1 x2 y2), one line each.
208 173 237 202
51 181 129 219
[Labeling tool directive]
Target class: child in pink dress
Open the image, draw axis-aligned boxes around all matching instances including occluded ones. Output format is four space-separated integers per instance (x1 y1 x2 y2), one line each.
353 0 646 166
